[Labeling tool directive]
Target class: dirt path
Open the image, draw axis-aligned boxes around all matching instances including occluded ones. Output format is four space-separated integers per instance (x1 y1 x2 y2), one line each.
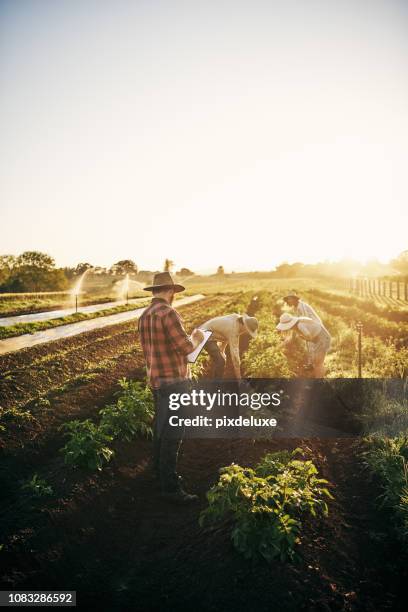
0 297 147 327
0 294 204 355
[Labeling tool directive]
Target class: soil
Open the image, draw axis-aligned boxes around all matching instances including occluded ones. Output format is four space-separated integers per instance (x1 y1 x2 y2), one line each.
1 437 406 611
0 293 407 611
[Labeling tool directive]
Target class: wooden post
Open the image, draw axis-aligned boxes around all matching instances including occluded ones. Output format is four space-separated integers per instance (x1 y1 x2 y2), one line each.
405 281 408 302
397 281 400 301
389 280 393 298
357 322 363 378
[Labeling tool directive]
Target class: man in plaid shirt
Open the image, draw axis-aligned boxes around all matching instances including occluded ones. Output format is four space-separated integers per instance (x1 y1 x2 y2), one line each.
139 272 203 503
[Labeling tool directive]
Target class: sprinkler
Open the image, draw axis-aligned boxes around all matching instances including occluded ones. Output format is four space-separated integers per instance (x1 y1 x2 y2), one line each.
71 268 92 314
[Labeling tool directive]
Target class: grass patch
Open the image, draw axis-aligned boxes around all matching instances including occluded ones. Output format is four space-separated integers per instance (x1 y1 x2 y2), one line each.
0 299 150 340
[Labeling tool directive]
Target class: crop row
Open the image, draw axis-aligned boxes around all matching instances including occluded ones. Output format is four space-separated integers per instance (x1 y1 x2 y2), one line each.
303 290 408 341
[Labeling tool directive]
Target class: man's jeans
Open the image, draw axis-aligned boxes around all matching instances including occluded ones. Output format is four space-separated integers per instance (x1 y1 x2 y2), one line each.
204 340 226 378
152 381 188 493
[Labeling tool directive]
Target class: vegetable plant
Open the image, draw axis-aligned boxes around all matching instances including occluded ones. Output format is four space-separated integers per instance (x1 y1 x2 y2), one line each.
99 378 154 441
200 449 333 562
21 473 53 498
60 419 114 470
362 433 408 542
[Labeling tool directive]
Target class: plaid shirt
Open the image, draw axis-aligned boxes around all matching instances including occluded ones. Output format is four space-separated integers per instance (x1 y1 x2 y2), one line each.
138 298 194 388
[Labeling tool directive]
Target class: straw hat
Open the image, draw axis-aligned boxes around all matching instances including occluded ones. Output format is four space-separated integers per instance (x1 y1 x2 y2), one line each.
276 312 300 331
144 272 185 293
242 315 258 338
283 291 300 303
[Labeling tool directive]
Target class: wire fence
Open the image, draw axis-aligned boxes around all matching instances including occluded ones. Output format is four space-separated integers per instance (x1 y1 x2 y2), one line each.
349 278 408 301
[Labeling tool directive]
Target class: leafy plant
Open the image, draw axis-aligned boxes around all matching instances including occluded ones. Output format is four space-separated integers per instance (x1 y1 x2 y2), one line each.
99 378 154 441
21 473 53 498
200 450 333 562
0 405 35 431
362 433 408 542
60 419 114 470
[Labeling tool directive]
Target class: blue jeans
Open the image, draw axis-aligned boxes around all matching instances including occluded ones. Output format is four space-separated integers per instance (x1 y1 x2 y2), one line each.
204 340 226 378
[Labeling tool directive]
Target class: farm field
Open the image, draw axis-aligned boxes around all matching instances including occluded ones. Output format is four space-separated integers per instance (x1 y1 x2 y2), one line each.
0 286 407 610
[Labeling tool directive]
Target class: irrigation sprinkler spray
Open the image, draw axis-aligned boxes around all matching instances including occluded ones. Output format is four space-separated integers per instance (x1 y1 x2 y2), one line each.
71 268 92 314
356 322 363 378
122 274 130 305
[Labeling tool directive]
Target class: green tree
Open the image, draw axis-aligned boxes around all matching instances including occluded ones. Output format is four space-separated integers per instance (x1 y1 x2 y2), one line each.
391 251 408 277
0 255 17 287
110 260 138 276
75 262 93 275
2 251 68 292
16 251 55 271
177 267 194 277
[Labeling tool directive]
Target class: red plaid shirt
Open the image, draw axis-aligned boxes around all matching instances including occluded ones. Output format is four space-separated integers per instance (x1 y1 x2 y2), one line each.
138 298 194 388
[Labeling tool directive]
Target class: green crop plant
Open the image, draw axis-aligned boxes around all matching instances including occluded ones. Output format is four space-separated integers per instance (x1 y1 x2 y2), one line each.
200 449 333 563
21 473 53 498
0 406 36 431
362 433 408 542
99 378 154 441
60 419 114 471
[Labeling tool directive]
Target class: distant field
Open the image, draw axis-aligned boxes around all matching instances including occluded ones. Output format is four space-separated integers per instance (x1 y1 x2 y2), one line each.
183 273 349 295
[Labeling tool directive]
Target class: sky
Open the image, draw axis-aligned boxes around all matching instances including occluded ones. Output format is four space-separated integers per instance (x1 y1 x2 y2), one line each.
1 0 407 272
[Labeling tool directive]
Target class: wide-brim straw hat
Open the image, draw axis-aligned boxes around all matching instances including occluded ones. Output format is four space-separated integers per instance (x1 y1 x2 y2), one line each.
276 312 299 331
242 315 258 338
283 291 300 302
144 272 185 293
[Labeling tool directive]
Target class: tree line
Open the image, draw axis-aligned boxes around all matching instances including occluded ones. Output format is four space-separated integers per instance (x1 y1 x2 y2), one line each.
1 250 406 293
0 253 196 293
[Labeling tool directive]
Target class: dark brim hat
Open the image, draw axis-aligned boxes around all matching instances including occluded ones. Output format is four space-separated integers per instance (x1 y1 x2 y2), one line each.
144 271 185 293
283 291 300 302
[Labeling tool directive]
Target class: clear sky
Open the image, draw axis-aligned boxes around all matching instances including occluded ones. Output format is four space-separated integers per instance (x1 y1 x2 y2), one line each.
1 0 407 272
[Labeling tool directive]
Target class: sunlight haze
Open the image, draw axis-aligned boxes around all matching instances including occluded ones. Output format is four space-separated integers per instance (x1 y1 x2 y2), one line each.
1 0 407 271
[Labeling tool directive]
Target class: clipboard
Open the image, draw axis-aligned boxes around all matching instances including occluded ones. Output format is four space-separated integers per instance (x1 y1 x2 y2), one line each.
187 329 213 363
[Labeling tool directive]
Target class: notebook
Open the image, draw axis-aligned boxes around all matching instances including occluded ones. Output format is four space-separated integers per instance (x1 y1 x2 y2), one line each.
187 329 213 363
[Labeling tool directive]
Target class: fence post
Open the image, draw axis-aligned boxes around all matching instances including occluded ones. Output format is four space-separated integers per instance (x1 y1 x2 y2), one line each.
405 281 408 302
356 322 363 378
389 280 393 298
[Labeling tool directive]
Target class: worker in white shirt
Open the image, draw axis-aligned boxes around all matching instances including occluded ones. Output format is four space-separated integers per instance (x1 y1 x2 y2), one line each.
200 314 259 379
283 291 322 323
276 313 331 377
283 291 328 370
